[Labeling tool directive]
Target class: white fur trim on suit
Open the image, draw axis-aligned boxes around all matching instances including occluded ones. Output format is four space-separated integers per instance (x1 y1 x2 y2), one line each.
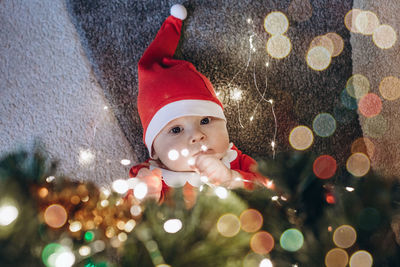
170 4 187 20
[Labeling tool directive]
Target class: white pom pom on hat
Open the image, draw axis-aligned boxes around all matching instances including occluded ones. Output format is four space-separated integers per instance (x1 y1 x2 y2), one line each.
170 4 187 20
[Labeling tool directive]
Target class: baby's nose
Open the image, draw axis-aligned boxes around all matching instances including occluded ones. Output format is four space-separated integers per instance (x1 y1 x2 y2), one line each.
190 131 205 144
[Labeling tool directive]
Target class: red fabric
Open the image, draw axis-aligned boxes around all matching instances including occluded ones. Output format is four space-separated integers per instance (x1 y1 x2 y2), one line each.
137 16 223 148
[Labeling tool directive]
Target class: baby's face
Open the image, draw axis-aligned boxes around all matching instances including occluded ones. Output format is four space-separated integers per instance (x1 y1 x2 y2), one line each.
152 116 230 172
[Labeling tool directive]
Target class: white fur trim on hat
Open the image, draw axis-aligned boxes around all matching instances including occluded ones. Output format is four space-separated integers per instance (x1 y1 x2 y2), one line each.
145 100 226 156
170 4 187 20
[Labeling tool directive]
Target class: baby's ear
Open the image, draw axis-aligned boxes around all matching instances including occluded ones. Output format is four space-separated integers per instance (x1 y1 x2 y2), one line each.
151 147 159 160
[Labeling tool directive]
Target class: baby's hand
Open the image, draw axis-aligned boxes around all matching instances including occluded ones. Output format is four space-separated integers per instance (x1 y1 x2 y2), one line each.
135 168 162 200
194 154 234 186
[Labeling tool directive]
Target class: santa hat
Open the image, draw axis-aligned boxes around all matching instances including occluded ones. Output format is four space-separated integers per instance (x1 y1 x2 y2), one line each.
138 4 226 156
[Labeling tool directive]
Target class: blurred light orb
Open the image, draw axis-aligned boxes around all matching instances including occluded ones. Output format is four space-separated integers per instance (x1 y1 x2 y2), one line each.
92 240 106 252
355 11 379 35
259 258 273 267
120 159 131 166
358 93 382 118
310 35 334 56
180 149 189 157
130 205 142 216
164 219 182 234
243 253 265 267
280 228 304 252
168 149 179 161
266 35 292 59
340 89 358 110
78 245 91 256
349 250 373 267
373 24 397 49
42 243 75 267
250 231 275 254
345 9 362 33
118 232 128 242
346 74 370 99
358 207 380 231
79 149 95 165
351 137 375 158
215 186 228 199
232 88 243 101
313 113 336 137
112 179 129 194
333 225 357 248
134 182 148 199
325 32 344 57
313 155 337 179
217 213 241 237
346 153 370 177
379 76 400 100
264 11 289 35
362 114 387 138
39 187 49 198
288 0 313 22
0 204 18 226
325 248 349 267
240 209 263 233
289 125 314 150
124 219 136 232
69 221 82 232
306 46 331 71
44 204 68 228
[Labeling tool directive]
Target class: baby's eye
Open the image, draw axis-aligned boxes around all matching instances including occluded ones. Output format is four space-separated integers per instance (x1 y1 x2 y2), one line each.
170 126 182 134
200 117 210 125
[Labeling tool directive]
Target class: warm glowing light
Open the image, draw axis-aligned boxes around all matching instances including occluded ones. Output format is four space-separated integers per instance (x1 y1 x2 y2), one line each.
54 250 75 267
130 205 142 216
100 187 111 199
358 93 382 118
349 250 373 267
79 149 95 165
69 221 82 232
46 176 55 183
289 125 314 150
78 245 91 256
333 225 357 248
215 186 228 199
168 149 179 161
259 258 273 267
379 76 400 100
134 182 148 199
264 11 289 35
217 213 241 237
232 88 243 101
112 179 129 194
250 231 275 254
362 114 387 138
313 155 337 179
0 204 18 226
120 159 131 166
355 11 379 35
351 137 375 158
310 35 334 56
325 32 344 57
344 9 362 33
346 153 370 177
124 219 136 232
280 228 304 252
116 220 126 230
325 248 349 267
100 200 109 207
38 187 49 198
240 209 263 233
105 226 116 238
346 74 370 99
44 204 68 228
271 196 279 201
103 106 108 110
180 149 189 157
312 113 336 137
93 240 106 252
118 232 128 242
306 46 331 71
163 219 183 233
373 24 397 49
346 187 355 192
266 35 292 59
288 0 312 22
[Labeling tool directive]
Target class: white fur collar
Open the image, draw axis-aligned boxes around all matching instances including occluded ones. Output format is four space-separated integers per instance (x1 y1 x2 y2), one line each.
149 143 238 188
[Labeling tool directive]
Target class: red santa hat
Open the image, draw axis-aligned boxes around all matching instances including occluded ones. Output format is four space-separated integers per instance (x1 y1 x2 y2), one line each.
138 4 226 156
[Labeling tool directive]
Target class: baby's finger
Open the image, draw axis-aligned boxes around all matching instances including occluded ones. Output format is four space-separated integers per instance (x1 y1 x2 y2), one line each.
151 168 162 177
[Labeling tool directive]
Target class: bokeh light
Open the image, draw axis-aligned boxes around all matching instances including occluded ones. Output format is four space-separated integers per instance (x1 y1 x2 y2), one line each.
344 9 362 33
120 159 131 166
250 231 275 254
215 186 228 199
41 243 75 267
84 231 95 242
243 253 265 267
325 248 349 267
288 0 313 22
373 24 397 49
340 89 358 110
0 204 18 226
351 137 375 158
69 221 82 232
112 179 129 194
358 93 382 118
259 258 273 267
124 219 136 232
39 187 49 198
180 149 189 157
346 153 370 177
168 149 179 161
346 74 370 99
310 35 334 56
164 219 183 234
79 149 95 165
217 213 241 237
289 125 314 150
266 35 292 59
78 245 91 256
349 250 373 267
313 155 337 179
325 32 344 57
134 182 148 199
240 209 263 233
264 11 289 35
280 228 304 252
379 76 400 101
358 207 380 231
355 11 379 35
362 114 387 138
313 113 336 137
44 204 68 228
306 46 332 71
333 225 357 248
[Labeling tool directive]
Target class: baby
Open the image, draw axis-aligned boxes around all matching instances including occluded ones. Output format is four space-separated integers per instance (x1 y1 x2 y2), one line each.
127 4 266 202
